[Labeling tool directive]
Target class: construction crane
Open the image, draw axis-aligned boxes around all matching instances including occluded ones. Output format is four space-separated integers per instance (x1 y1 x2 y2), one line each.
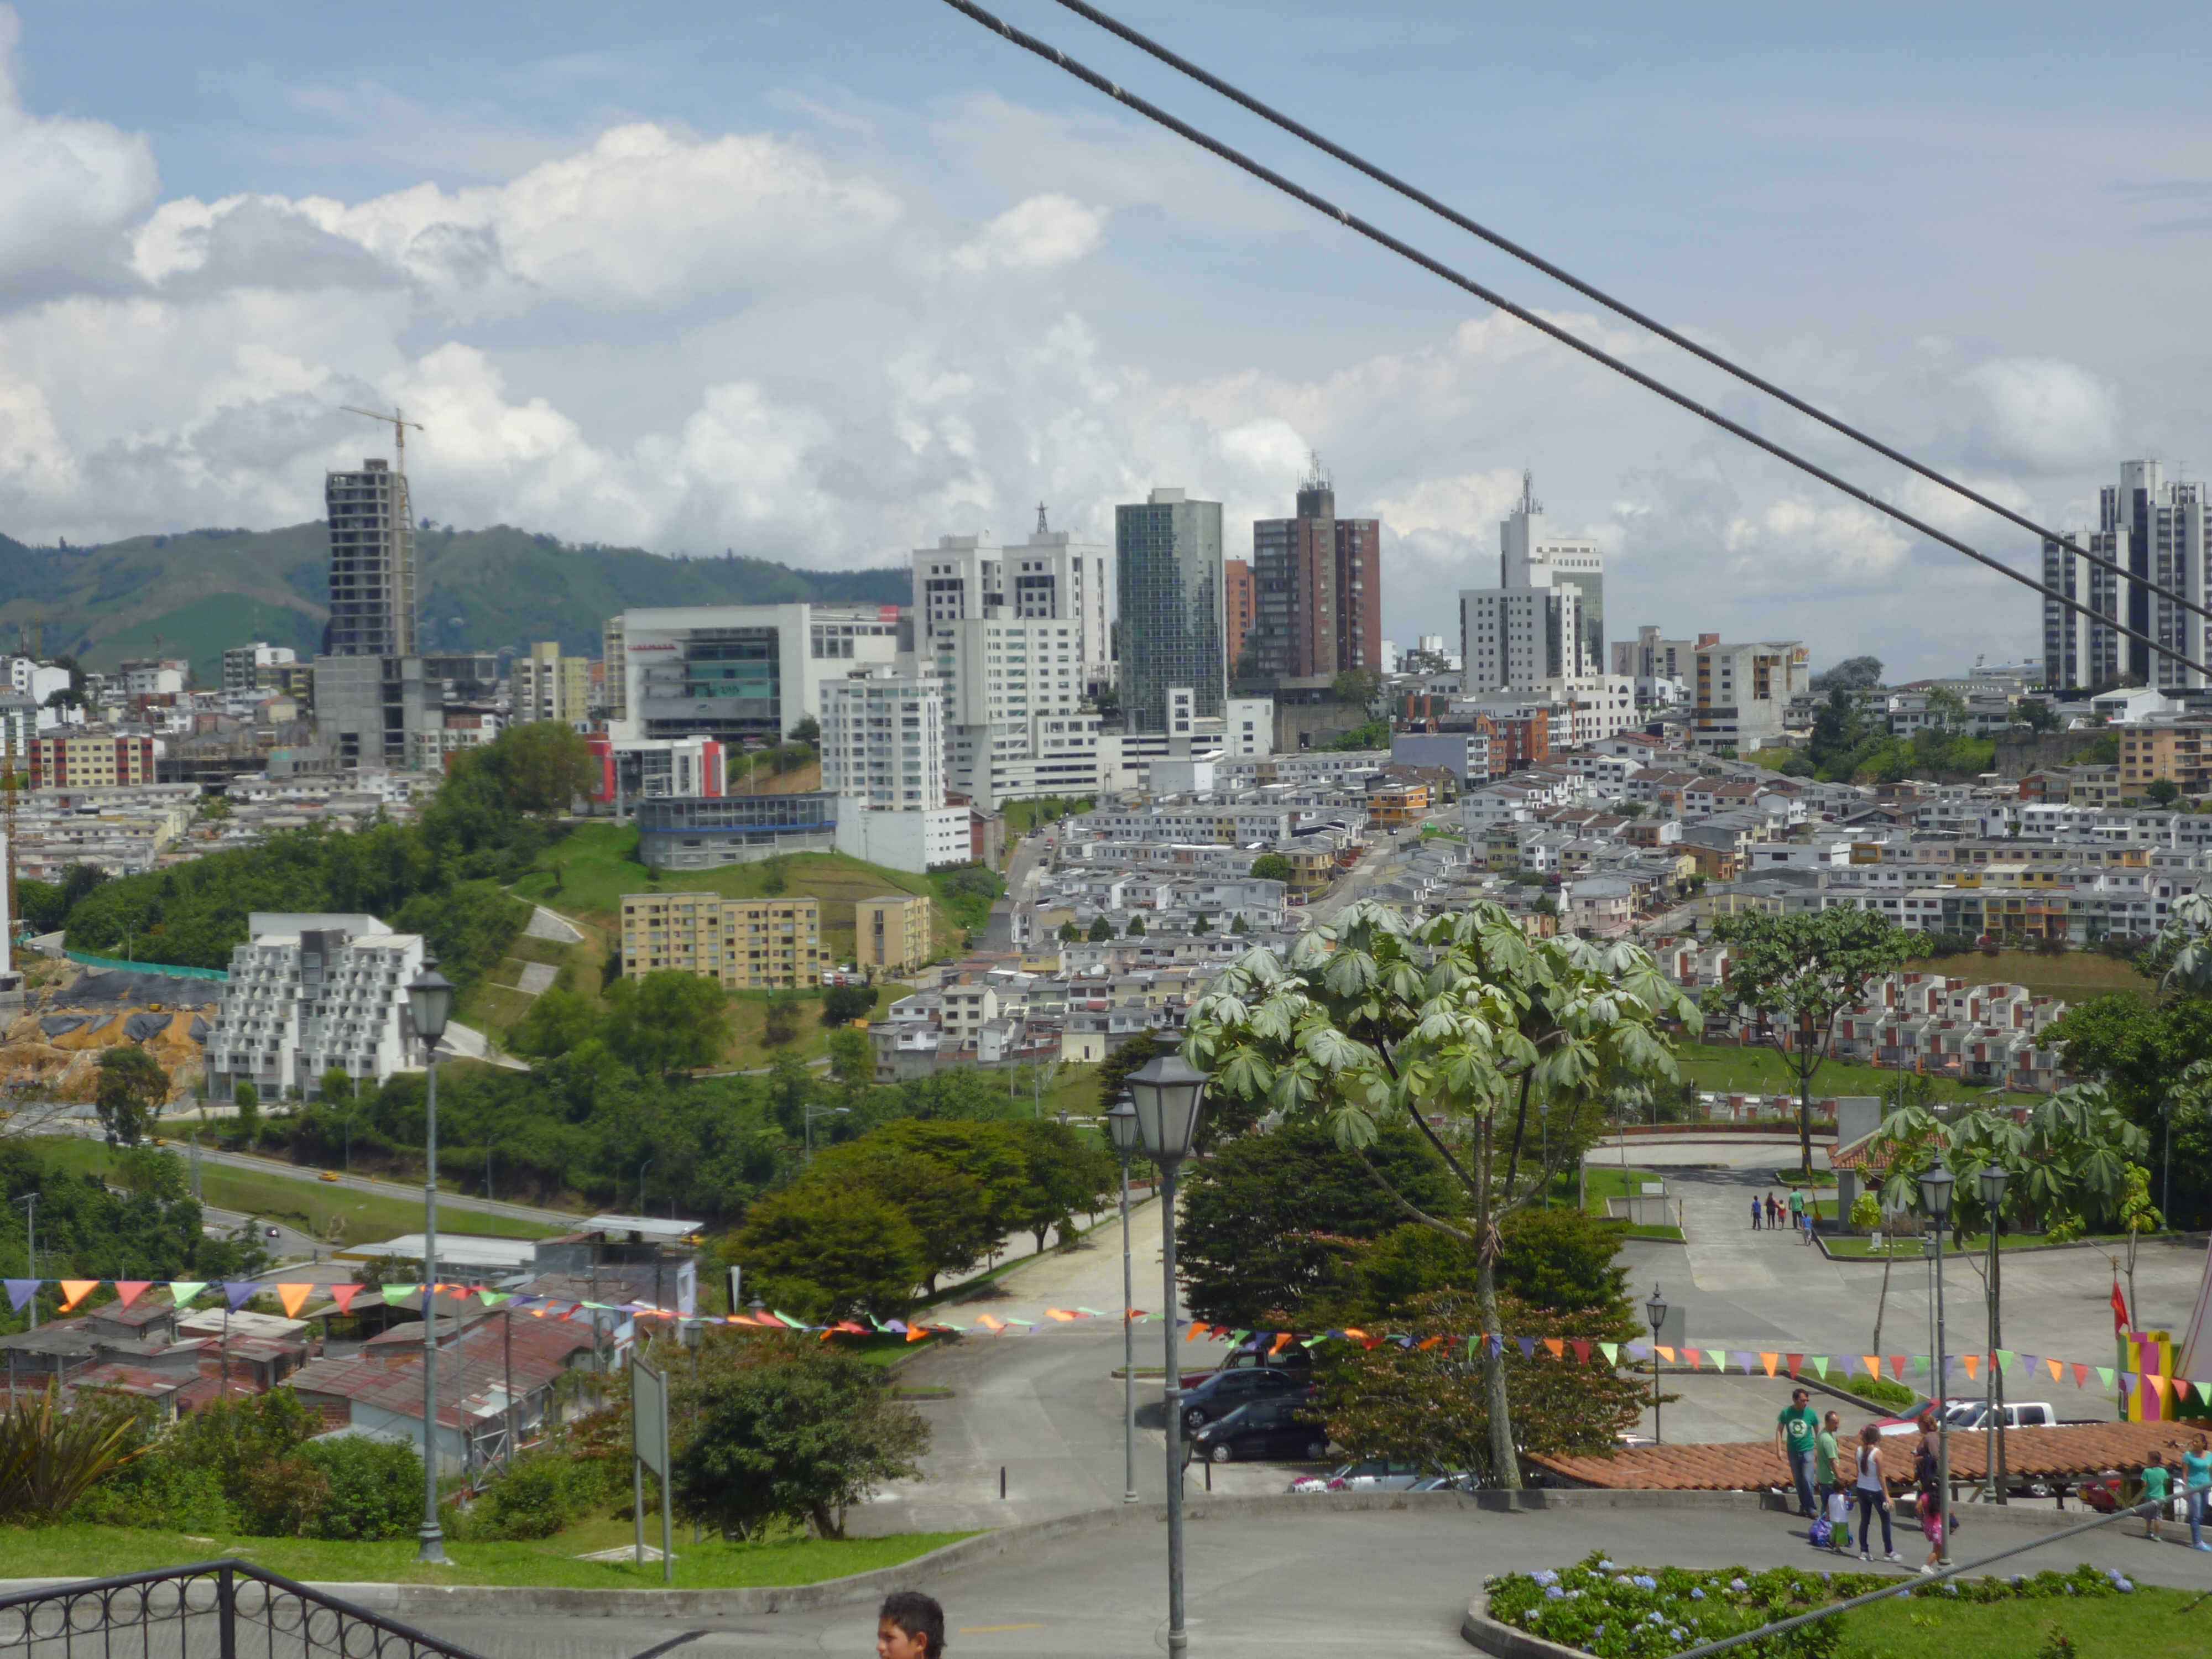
340 404 423 472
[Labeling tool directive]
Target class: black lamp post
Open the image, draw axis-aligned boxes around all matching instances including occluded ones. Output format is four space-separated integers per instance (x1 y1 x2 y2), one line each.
1919 1159 1955 1563
1978 1162 2011 1504
1127 1054 1207 1659
1105 1098 1141 1505
1645 1284 1668 1444
406 958 455 1564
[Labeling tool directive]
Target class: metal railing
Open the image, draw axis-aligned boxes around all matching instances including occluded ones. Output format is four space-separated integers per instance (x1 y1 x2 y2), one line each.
0 1562 482 1659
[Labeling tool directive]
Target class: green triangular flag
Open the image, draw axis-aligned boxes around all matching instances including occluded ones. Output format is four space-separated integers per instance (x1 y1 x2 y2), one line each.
1912 1355 1929 1376
476 1290 510 1307
2097 1367 2115 1389
1599 1342 1619 1365
168 1281 208 1307
1707 1349 1725 1371
1995 1349 2016 1371
384 1283 420 1300
1811 1356 1829 1378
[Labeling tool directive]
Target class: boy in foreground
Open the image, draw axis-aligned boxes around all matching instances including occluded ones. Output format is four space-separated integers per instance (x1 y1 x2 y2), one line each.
879 1592 946 1659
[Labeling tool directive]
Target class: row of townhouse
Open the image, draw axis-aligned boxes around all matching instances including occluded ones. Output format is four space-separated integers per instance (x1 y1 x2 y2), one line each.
1034 871 1291 927
870 958 1208 1079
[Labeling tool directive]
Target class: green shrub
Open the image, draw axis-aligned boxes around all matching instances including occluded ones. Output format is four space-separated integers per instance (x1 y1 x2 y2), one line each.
300 1436 421 1540
1846 1371 1917 1411
241 1454 329 1536
73 1456 236 1532
473 1450 623 1540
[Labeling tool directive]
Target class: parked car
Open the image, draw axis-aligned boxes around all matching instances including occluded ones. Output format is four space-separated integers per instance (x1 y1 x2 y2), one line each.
1945 1401 2057 1430
1180 1365 1313 1430
1188 1400 1331 1464
1288 1458 1431 1493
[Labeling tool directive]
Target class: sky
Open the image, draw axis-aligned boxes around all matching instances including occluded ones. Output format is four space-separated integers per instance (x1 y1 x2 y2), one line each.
1 1 2208 678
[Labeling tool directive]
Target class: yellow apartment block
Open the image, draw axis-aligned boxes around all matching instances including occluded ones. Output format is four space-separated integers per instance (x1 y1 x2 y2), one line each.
619 894 826 990
857 893 932 978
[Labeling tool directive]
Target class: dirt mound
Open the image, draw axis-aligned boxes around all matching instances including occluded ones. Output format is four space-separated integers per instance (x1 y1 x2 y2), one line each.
0 966 211 1104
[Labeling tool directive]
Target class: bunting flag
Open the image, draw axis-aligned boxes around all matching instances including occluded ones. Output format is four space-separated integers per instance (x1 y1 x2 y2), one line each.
1517 1336 1538 1358
1683 1346 1702 1369
1811 1355 1830 1379
1995 1348 2016 1373
328 1284 362 1315
1543 1337 1564 1358
1862 1355 1880 1379
478 1288 510 1307
169 1281 207 1306
4 1280 36 1312
1760 1353 1778 1378
112 1281 151 1308
59 1280 97 1310
1961 1354 1980 1381
1599 1343 1619 1365
1570 1339 1591 1365
1786 1354 1804 1380
276 1284 313 1318
2098 1367 2115 1389
1889 1355 1909 1379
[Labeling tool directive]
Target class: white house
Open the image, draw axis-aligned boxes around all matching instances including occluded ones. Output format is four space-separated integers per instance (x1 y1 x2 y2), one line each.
205 913 425 1100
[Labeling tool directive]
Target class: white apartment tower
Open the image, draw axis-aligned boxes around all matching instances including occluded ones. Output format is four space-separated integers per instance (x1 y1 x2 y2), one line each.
1458 472 1605 692
912 509 1112 694
821 667 948 809
206 912 426 1100
2042 460 2209 692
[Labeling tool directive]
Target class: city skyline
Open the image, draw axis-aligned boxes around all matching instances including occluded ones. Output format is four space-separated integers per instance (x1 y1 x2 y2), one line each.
1 3 2209 679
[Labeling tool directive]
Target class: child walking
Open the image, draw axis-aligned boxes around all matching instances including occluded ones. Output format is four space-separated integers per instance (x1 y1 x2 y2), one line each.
2142 1455 2172 1542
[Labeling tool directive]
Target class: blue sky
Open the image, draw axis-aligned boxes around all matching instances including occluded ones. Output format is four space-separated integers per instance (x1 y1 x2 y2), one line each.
3 1 2208 676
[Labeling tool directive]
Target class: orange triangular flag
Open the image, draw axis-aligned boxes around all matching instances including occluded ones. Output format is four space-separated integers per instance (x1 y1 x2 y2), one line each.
277 1283 312 1318
1543 1337 1564 1358
1656 1345 1675 1363
1961 1354 1980 1381
113 1280 152 1308
2047 1358 2063 1384
329 1284 361 1314
1760 1353 1779 1378
59 1280 97 1310
1418 1335 1443 1350
1862 1355 1880 1379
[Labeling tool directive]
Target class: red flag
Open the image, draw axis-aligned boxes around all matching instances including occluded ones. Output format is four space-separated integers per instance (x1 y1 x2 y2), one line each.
2112 1275 2132 1335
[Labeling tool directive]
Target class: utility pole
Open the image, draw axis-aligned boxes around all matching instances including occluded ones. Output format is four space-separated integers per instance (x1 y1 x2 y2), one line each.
13 1193 35 1331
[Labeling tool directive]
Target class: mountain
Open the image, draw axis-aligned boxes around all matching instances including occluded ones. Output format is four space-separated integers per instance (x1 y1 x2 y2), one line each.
0 523 910 685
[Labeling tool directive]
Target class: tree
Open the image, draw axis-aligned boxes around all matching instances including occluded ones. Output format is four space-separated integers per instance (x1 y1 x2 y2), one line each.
96 1046 168 1145
1094 1029 1160 1113
1192 913 1211 936
319 1068 356 1108
825 1026 872 1087
1809 655 1884 692
789 714 821 746
1006 1119 1117 1251
1249 853 1293 883
1230 913 1249 935
2148 778 2183 807
1332 667 1381 708
602 970 730 1075
2016 699 2060 733
821 983 875 1025
1126 913 1146 937
1057 919 1082 941
756 855 792 897
469 721 593 815
1086 915 1114 942
762 995 801 1047
733 1185 926 1320
670 1345 927 1538
809 1142 991 1292
1186 900 1693 1487
1866 1085 2147 1243
1711 910 1927 1178
1178 1120 1464 1326
233 1080 260 1146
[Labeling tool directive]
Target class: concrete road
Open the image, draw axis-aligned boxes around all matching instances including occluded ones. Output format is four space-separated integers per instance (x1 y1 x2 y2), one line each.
404 1498 2212 1659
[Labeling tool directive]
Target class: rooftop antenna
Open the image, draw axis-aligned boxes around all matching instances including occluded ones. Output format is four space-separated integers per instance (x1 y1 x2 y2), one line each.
1036 502 1049 534
1521 469 1540 516
340 404 424 473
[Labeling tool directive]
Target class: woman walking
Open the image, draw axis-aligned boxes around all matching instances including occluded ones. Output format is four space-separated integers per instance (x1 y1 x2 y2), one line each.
2185 1432 2212 1552
1914 1418 1947 1573
1851 1423 1901 1563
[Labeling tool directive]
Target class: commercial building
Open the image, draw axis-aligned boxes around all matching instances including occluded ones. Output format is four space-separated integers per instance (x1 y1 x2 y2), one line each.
928 615 1113 807
1459 473 1605 694
635 792 838 868
857 894 933 978
1224 557 1256 671
1248 458 1383 681
1117 487 1227 734
2042 460 2209 692
222 643 297 694
1611 626 1699 705
1691 641 1810 754
912 515 1112 694
325 459 415 659
583 734 726 802
33 732 156 789
618 894 826 989
205 912 426 1100
512 641 592 726
606 604 902 748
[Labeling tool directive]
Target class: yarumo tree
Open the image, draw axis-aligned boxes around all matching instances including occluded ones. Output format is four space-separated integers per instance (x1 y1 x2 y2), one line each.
1186 899 1692 1488
96 1046 168 1145
1711 909 1927 1179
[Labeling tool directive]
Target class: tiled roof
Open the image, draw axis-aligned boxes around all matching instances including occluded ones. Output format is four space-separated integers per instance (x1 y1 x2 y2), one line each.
1530 1422 2196 1490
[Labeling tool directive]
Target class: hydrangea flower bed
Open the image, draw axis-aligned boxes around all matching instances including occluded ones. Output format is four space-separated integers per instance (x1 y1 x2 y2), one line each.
1483 1554 2132 1658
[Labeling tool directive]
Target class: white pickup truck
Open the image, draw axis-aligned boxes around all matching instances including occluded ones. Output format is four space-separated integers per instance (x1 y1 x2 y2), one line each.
1944 1400 2057 1429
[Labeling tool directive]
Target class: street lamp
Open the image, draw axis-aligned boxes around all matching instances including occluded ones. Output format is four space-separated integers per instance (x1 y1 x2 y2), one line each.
1126 1053 1207 1659
636 1156 654 1214
1978 1163 2012 1505
1105 1098 1141 1505
1919 1160 1955 1564
1645 1284 1668 1445
405 958 455 1565
801 1104 849 1161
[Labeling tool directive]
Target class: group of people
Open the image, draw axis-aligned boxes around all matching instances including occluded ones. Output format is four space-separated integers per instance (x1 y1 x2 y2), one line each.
1781 1390 2212 1571
2136 1434 2212 1550
1751 1188 1814 1242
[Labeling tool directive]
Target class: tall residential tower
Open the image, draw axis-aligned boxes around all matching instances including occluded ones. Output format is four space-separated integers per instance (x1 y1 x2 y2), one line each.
1249 456 1383 682
1116 487 1226 734
2042 460 2208 692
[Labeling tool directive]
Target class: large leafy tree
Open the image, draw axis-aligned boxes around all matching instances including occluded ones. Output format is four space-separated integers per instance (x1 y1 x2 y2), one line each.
601 969 732 1076
732 1184 926 1320
96 1046 169 1146
1185 899 1692 1487
1866 1086 2147 1241
1710 909 1927 1178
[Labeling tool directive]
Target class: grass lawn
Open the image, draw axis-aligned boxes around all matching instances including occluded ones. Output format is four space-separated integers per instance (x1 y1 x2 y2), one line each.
0 1520 974 1588
43 1137 567 1245
1822 1232 2093 1258
1836 1583 2207 1657
712 982 914 1070
1671 1041 2044 1107
1937 946 2154 1008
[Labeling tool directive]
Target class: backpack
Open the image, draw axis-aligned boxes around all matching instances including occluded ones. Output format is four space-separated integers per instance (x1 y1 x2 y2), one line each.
1809 1516 1832 1548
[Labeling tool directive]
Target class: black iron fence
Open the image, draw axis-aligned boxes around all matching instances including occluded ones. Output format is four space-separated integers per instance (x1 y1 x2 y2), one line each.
0 1562 483 1659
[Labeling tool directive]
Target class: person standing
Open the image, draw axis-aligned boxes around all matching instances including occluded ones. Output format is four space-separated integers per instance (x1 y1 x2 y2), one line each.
2141 1454 2172 1542
1776 1387 1821 1519
1815 1409 1843 1517
1914 1418 1947 1574
2184 1433 2212 1552
1788 1187 1805 1233
1751 1193 1763 1230
1851 1423 1900 1562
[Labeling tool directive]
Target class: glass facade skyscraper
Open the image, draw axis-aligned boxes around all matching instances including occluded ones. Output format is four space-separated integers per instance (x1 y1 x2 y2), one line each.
1115 487 1226 734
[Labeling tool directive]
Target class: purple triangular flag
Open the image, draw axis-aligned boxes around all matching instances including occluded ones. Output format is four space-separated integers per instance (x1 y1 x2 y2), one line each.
1516 1336 1537 1358
223 1281 257 1309
4 1279 36 1312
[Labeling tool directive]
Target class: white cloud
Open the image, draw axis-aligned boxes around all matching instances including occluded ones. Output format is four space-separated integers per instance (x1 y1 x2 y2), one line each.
1955 355 2121 473
948 193 1105 273
0 8 158 305
1721 496 1911 580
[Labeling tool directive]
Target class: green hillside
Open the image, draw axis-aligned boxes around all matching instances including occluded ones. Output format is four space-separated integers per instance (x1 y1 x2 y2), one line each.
0 523 908 685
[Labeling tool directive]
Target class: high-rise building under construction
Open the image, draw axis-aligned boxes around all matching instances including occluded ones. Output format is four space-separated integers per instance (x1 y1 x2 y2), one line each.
325 458 415 658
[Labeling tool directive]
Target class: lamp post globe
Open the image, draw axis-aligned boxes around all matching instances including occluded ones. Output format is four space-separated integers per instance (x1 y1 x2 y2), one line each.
1105 1098 1141 1160
406 962 455 1045
1645 1285 1667 1445
1919 1161 1955 1225
1124 1052 1207 1659
1976 1164 2010 1215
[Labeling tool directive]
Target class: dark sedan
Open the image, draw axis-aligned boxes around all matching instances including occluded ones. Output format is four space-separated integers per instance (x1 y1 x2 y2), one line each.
1188 1399 1331 1465
1179 1365 1312 1430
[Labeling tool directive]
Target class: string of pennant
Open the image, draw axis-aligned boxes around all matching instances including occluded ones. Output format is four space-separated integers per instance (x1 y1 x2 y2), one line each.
9 1277 2206 1406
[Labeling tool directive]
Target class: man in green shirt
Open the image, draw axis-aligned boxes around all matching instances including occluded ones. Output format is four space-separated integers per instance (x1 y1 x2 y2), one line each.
1814 1409 1843 1521
1776 1388 1820 1518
